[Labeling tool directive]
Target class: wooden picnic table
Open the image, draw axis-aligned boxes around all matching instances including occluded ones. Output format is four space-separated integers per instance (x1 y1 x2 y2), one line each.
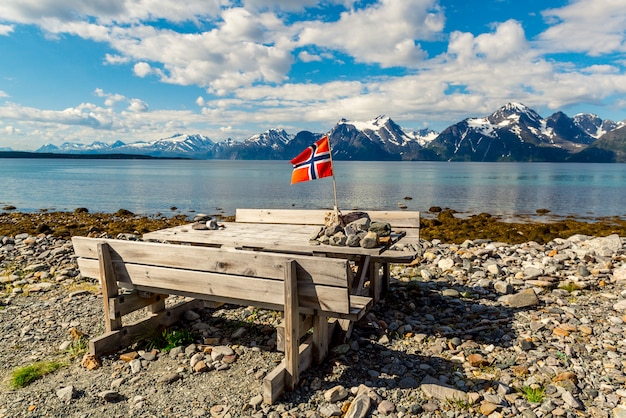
143 218 420 304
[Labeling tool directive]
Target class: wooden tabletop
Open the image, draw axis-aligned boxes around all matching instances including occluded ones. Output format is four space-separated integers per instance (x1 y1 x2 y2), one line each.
143 222 416 259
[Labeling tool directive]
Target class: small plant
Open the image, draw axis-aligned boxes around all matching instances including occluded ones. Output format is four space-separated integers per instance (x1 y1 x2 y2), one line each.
145 328 196 352
555 351 568 361
559 282 581 293
9 361 64 389
66 336 89 359
445 396 474 410
518 385 545 403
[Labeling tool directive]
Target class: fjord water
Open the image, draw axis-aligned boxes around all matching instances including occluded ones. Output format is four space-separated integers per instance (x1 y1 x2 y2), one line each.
1 159 626 219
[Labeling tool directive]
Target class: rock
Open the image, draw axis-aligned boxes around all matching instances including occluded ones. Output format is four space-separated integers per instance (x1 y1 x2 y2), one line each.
81 353 101 370
56 386 75 402
360 231 379 249
506 288 539 308
319 404 342 417
158 372 181 385
480 401 498 415
324 385 348 402
420 375 468 402
211 345 234 361
561 390 583 409
184 310 200 321
377 400 395 415
368 222 391 237
468 353 489 367
99 390 122 402
344 393 371 418
129 358 142 373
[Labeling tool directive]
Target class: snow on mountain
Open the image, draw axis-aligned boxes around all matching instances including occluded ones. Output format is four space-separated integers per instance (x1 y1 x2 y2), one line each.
573 113 624 139
429 102 597 161
244 129 292 150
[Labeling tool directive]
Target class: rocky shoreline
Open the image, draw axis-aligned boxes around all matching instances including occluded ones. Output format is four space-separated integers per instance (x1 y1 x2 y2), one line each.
2 214 626 417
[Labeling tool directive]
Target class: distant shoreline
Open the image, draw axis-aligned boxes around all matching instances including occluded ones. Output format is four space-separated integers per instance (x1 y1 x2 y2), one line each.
0 151 189 160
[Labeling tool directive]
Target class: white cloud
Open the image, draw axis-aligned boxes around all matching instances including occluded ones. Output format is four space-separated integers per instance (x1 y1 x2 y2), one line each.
133 62 154 78
128 98 148 112
538 0 626 56
0 24 14 35
296 0 444 67
298 51 322 62
0 90 8 98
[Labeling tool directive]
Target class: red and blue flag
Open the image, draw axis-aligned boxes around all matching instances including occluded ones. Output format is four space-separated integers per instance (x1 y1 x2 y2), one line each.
290 136 334 184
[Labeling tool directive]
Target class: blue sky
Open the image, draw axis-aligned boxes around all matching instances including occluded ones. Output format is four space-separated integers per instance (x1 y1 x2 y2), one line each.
1 0 626 150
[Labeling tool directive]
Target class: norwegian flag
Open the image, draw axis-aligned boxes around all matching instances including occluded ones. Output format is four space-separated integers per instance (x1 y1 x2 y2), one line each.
290 136 334 184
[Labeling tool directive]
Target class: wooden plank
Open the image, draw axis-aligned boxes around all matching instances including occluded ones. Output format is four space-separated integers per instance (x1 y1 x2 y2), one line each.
235 208 421 228
73 236 351 287
263 338 313 404
276 315 313 352
89 298 201 356
77 258 351 314
110 291 168 318
283 260 299 391
312 315 329 364
141 224 389 256
97 243 122 332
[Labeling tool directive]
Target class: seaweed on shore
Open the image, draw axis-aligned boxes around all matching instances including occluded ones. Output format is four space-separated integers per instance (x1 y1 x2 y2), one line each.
0 208 625 244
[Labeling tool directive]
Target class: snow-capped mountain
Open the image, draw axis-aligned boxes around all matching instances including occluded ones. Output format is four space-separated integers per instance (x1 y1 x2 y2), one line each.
427 103 617 161
573 113 624 139
24 104 625 161
36 134 214 158
327 115 427 160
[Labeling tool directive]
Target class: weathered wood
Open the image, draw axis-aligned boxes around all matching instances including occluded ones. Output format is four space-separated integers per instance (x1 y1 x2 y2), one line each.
97 243 122 332
89 298 201 356
263 338 313 404
283 260 299 391
276 315 313 352
235 208 421 229
109 291 168 318
74 237 351 286
77 257 351 314
312 315 330 364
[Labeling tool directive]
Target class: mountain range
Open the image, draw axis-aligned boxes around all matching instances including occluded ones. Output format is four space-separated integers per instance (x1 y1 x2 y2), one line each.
26 103 626 162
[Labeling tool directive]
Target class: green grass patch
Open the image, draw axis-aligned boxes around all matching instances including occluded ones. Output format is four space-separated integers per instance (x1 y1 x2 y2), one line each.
9 361 65 389
144 328 196 352
518 385 545 403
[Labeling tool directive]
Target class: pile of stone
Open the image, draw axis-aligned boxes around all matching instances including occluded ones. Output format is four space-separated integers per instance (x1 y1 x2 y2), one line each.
309 211 392 249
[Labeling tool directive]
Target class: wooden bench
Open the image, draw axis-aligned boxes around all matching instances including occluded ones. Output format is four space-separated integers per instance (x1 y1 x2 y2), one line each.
72 236 373 404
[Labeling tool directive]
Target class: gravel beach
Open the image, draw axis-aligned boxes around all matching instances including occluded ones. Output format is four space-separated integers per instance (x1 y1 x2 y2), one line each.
2 216 626 417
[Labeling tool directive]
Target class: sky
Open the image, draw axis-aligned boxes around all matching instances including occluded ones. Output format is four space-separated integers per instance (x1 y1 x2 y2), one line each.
1 0 626 150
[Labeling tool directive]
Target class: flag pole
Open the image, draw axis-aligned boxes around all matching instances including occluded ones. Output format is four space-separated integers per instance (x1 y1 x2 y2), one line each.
326 134 340 222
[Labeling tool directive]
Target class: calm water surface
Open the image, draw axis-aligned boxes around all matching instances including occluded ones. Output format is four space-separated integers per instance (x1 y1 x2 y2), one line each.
1 159 626 219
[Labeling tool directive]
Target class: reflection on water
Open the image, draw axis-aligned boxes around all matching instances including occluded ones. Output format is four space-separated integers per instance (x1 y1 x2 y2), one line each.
1 159 626 219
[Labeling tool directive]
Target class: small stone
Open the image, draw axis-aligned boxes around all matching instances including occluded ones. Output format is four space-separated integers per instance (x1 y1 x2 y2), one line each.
344 393 371 418
56 386 75 402
324 385 348 402
249 394 263 408
480 401 498 415
158 372 181 385
81 354 101 370
468 353 490 367
561 390 583 409
120 351 139 363
184 310 200 321
99 390 121 402
129 358 142 373
377 400 395 415
360 231 379 249
506 288 539 308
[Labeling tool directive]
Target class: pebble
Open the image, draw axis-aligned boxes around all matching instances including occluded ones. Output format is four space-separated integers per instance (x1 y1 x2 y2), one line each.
3 231 626 417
